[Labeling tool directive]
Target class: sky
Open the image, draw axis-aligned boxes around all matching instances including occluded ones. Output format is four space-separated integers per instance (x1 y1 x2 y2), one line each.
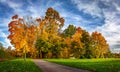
0 0 120 53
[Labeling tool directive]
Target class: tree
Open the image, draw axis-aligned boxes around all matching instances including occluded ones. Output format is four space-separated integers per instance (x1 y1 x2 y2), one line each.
63 25 76 38
0 42 3 49
70 27 84 58
35 8 65 58
8 15 38 60
91 31 110 58
81 30 92 58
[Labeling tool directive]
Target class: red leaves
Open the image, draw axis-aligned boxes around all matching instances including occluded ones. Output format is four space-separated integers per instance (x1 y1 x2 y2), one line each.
18 18 23 21
7 34 13 39
76 27 82 34
12 14 18 19
36 18 41 22
8 21 17 27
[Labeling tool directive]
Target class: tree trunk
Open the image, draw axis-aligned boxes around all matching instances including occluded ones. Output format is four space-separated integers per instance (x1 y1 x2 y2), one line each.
24 53 26 61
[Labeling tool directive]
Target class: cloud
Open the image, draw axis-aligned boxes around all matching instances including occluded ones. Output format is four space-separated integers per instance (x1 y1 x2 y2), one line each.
0 30 13 48
0 30 6 37
95 0 120 53
71 0 120 53
71 0 102 18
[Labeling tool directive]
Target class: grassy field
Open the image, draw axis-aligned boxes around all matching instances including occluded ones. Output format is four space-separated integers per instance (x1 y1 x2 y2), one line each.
46 58 120 72
0 59 42 72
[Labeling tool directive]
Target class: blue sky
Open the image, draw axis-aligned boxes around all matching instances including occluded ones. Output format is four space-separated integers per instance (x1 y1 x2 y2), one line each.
0 0 120 53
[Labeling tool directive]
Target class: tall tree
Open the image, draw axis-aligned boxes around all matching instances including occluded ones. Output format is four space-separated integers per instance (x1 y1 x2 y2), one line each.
81 30 92 58
70 27 84 58
8 15 38 60
91 31 110 58
35 8 65 58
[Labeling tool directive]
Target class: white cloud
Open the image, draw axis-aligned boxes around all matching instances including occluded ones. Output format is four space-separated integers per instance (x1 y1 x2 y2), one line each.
71 0 120 53
0 30 13 48
0 30 6 37
0 18 11 27
95 1 120 53
71 0 102 18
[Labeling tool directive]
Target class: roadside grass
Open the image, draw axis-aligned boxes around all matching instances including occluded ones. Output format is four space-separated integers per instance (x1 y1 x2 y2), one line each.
45 58 120 72
0 59 42 72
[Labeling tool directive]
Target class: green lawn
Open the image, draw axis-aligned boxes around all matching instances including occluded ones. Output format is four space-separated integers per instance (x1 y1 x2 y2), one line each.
46 58 120 72
0 59 42 72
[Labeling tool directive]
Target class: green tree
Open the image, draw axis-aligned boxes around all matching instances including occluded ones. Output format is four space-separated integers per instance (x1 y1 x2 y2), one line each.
81 30 92 58
0 42 3 49
63 25 76 38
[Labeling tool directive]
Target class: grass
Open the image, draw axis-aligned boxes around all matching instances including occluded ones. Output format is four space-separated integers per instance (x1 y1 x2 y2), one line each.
45 58 120 72
0 58 42 72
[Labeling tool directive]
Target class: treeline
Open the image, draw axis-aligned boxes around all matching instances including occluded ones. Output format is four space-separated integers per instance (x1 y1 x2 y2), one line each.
8 8 111 59
0 43 14 61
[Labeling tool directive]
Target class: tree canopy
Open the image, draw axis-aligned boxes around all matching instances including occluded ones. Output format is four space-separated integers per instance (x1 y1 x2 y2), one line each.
8 8 110 59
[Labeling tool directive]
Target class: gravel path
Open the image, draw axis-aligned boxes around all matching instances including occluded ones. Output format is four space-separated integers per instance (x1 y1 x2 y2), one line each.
33 59 91 72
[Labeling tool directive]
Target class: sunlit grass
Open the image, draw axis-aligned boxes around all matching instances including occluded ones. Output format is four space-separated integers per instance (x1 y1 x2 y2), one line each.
0 59 42 72
45 58 120 72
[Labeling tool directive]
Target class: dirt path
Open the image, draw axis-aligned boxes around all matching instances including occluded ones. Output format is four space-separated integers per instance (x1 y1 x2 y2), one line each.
33 59 91 72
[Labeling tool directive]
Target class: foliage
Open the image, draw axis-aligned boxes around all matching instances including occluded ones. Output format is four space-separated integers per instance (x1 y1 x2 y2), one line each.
46 58 120 72
81 30 91 58
0 44 13 61
8 15 38 60
91 31 110 58
63 25 76 38
8 8 111 59
0 59 42 72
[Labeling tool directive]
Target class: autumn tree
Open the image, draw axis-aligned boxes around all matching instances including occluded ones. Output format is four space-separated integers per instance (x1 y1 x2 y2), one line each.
8 16 26 58
91 31 110 58
8 15 38 60
70 27 84 58
35 8 64 58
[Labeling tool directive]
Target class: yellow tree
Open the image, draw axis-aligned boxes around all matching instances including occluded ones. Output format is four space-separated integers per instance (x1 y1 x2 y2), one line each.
27 25 38 58
35 8 65 58
71 27 84 58
91 31 110 58
62 37 71 58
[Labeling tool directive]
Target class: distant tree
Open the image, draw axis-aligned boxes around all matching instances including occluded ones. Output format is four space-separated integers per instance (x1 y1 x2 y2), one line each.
0 42 3 49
